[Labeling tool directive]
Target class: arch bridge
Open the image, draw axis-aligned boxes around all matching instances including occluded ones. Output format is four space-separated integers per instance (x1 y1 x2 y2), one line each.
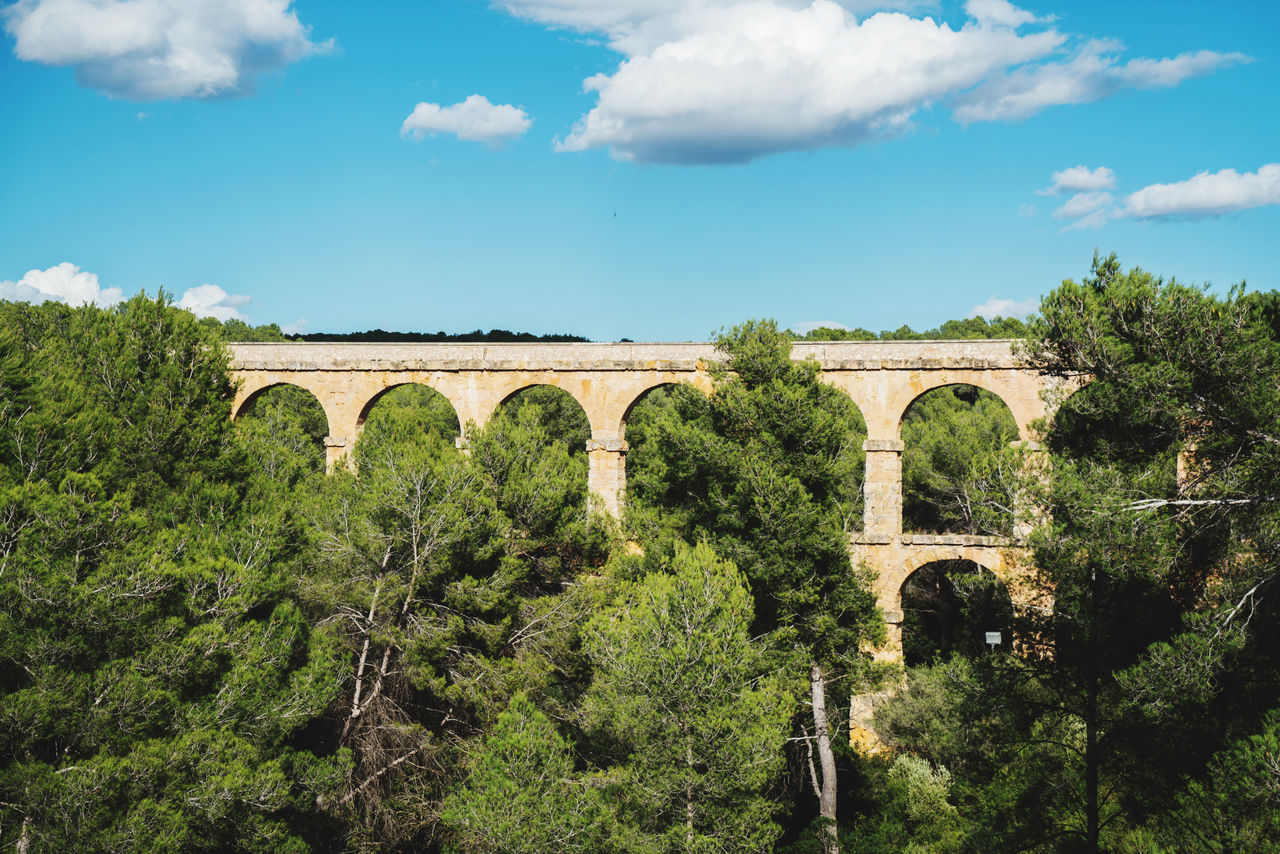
228 340 1060 658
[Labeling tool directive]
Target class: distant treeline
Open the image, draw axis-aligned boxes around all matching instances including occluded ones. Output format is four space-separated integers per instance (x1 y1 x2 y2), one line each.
199 318 590 343
791 314 1031 341
201 314 1031 343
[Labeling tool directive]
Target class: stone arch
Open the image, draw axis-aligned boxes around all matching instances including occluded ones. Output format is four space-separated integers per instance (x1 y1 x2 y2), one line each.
492 384 593 450
619 381 710 504
234 378 327 425
619 380 709 431
896 379 1027 442
898 383 1022 536
233 381 330 434
232 381 331 474
898 557 1014 665
356 382 461 435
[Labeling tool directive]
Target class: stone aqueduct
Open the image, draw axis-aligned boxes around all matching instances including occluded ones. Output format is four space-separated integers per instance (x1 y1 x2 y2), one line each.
228 340 1060 657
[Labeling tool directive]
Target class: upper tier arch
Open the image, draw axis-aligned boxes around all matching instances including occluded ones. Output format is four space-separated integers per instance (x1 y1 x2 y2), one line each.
227 339 1059 507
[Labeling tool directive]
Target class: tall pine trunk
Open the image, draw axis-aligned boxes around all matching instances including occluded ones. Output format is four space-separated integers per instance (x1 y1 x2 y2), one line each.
810 663 840 854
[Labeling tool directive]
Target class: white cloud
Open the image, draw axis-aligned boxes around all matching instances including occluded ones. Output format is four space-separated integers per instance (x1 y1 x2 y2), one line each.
965 0 1041 29
554 2 1062 163
1035 162 1280 230
1121 163 1280 220
401 94 533 143
1059 207 1112 231
0 262 123 306
1017 202 1037 217
281 318 308 335
953 40 1247 123
1037 164 1114 195
968 295 1038 319
496 0 1244 164
1052 190 1112 219
177 283 251 321
791 320 853 333
2 0 329 100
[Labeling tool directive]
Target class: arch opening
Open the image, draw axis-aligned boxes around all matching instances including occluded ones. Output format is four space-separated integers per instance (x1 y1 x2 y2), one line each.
900 383 1021 536
359 384 460 438
622 378 868 529
235 383 328 478
494 385 591 455
622 382 710 495
900 559 1013 667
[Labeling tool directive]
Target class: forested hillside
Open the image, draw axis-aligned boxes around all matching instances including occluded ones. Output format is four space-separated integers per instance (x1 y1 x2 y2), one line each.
2 256 1278 852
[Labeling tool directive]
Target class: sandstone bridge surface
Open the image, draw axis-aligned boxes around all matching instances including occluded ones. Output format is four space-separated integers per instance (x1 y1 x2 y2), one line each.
228 340 1062 658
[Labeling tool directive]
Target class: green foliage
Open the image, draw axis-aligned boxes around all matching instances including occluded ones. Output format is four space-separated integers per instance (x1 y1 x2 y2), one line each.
237 384 329 483
494 385 592 454
199 316 291 342
901 385 1022 535
843 755 964 854
1139 710 1280 851
582 542 793 852
626 320 880 661
0 296 345 851
442 693 609 854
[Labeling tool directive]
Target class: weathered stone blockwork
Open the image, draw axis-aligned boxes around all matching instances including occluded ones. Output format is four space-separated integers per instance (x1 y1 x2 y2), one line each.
228 340 1059 658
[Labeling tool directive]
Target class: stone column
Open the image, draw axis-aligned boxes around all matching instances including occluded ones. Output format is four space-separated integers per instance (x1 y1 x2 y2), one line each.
324 436 349 473
862 438 904 541
1011 439 1047 540
319 396 361 475
586 437 627 517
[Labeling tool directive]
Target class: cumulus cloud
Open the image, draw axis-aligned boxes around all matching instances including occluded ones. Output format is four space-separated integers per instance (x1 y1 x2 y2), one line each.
2 0 329 100
0 262 123 306
177 283 251 321
968 295 1038 319
401 94 532 143
953 40 1246 123
0 263 256 321
496 0 1245 164
1038 164 1114 195
1121 163 1280 220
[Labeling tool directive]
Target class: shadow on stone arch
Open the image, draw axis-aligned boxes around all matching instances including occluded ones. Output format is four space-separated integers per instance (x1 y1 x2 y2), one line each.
900 559 1013 667
900 383 1021 536
235 383 329 475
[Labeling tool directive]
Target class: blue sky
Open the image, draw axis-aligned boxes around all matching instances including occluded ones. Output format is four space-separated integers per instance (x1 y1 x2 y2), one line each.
1 0 1277 341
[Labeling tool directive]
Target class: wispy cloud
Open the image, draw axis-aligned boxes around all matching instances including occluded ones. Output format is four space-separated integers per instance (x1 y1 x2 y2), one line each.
1034 163 1280 230
953 41 1247 123
1037 164 1115 196
968 295 1038 319
401 95 532 143
2 0 330 101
